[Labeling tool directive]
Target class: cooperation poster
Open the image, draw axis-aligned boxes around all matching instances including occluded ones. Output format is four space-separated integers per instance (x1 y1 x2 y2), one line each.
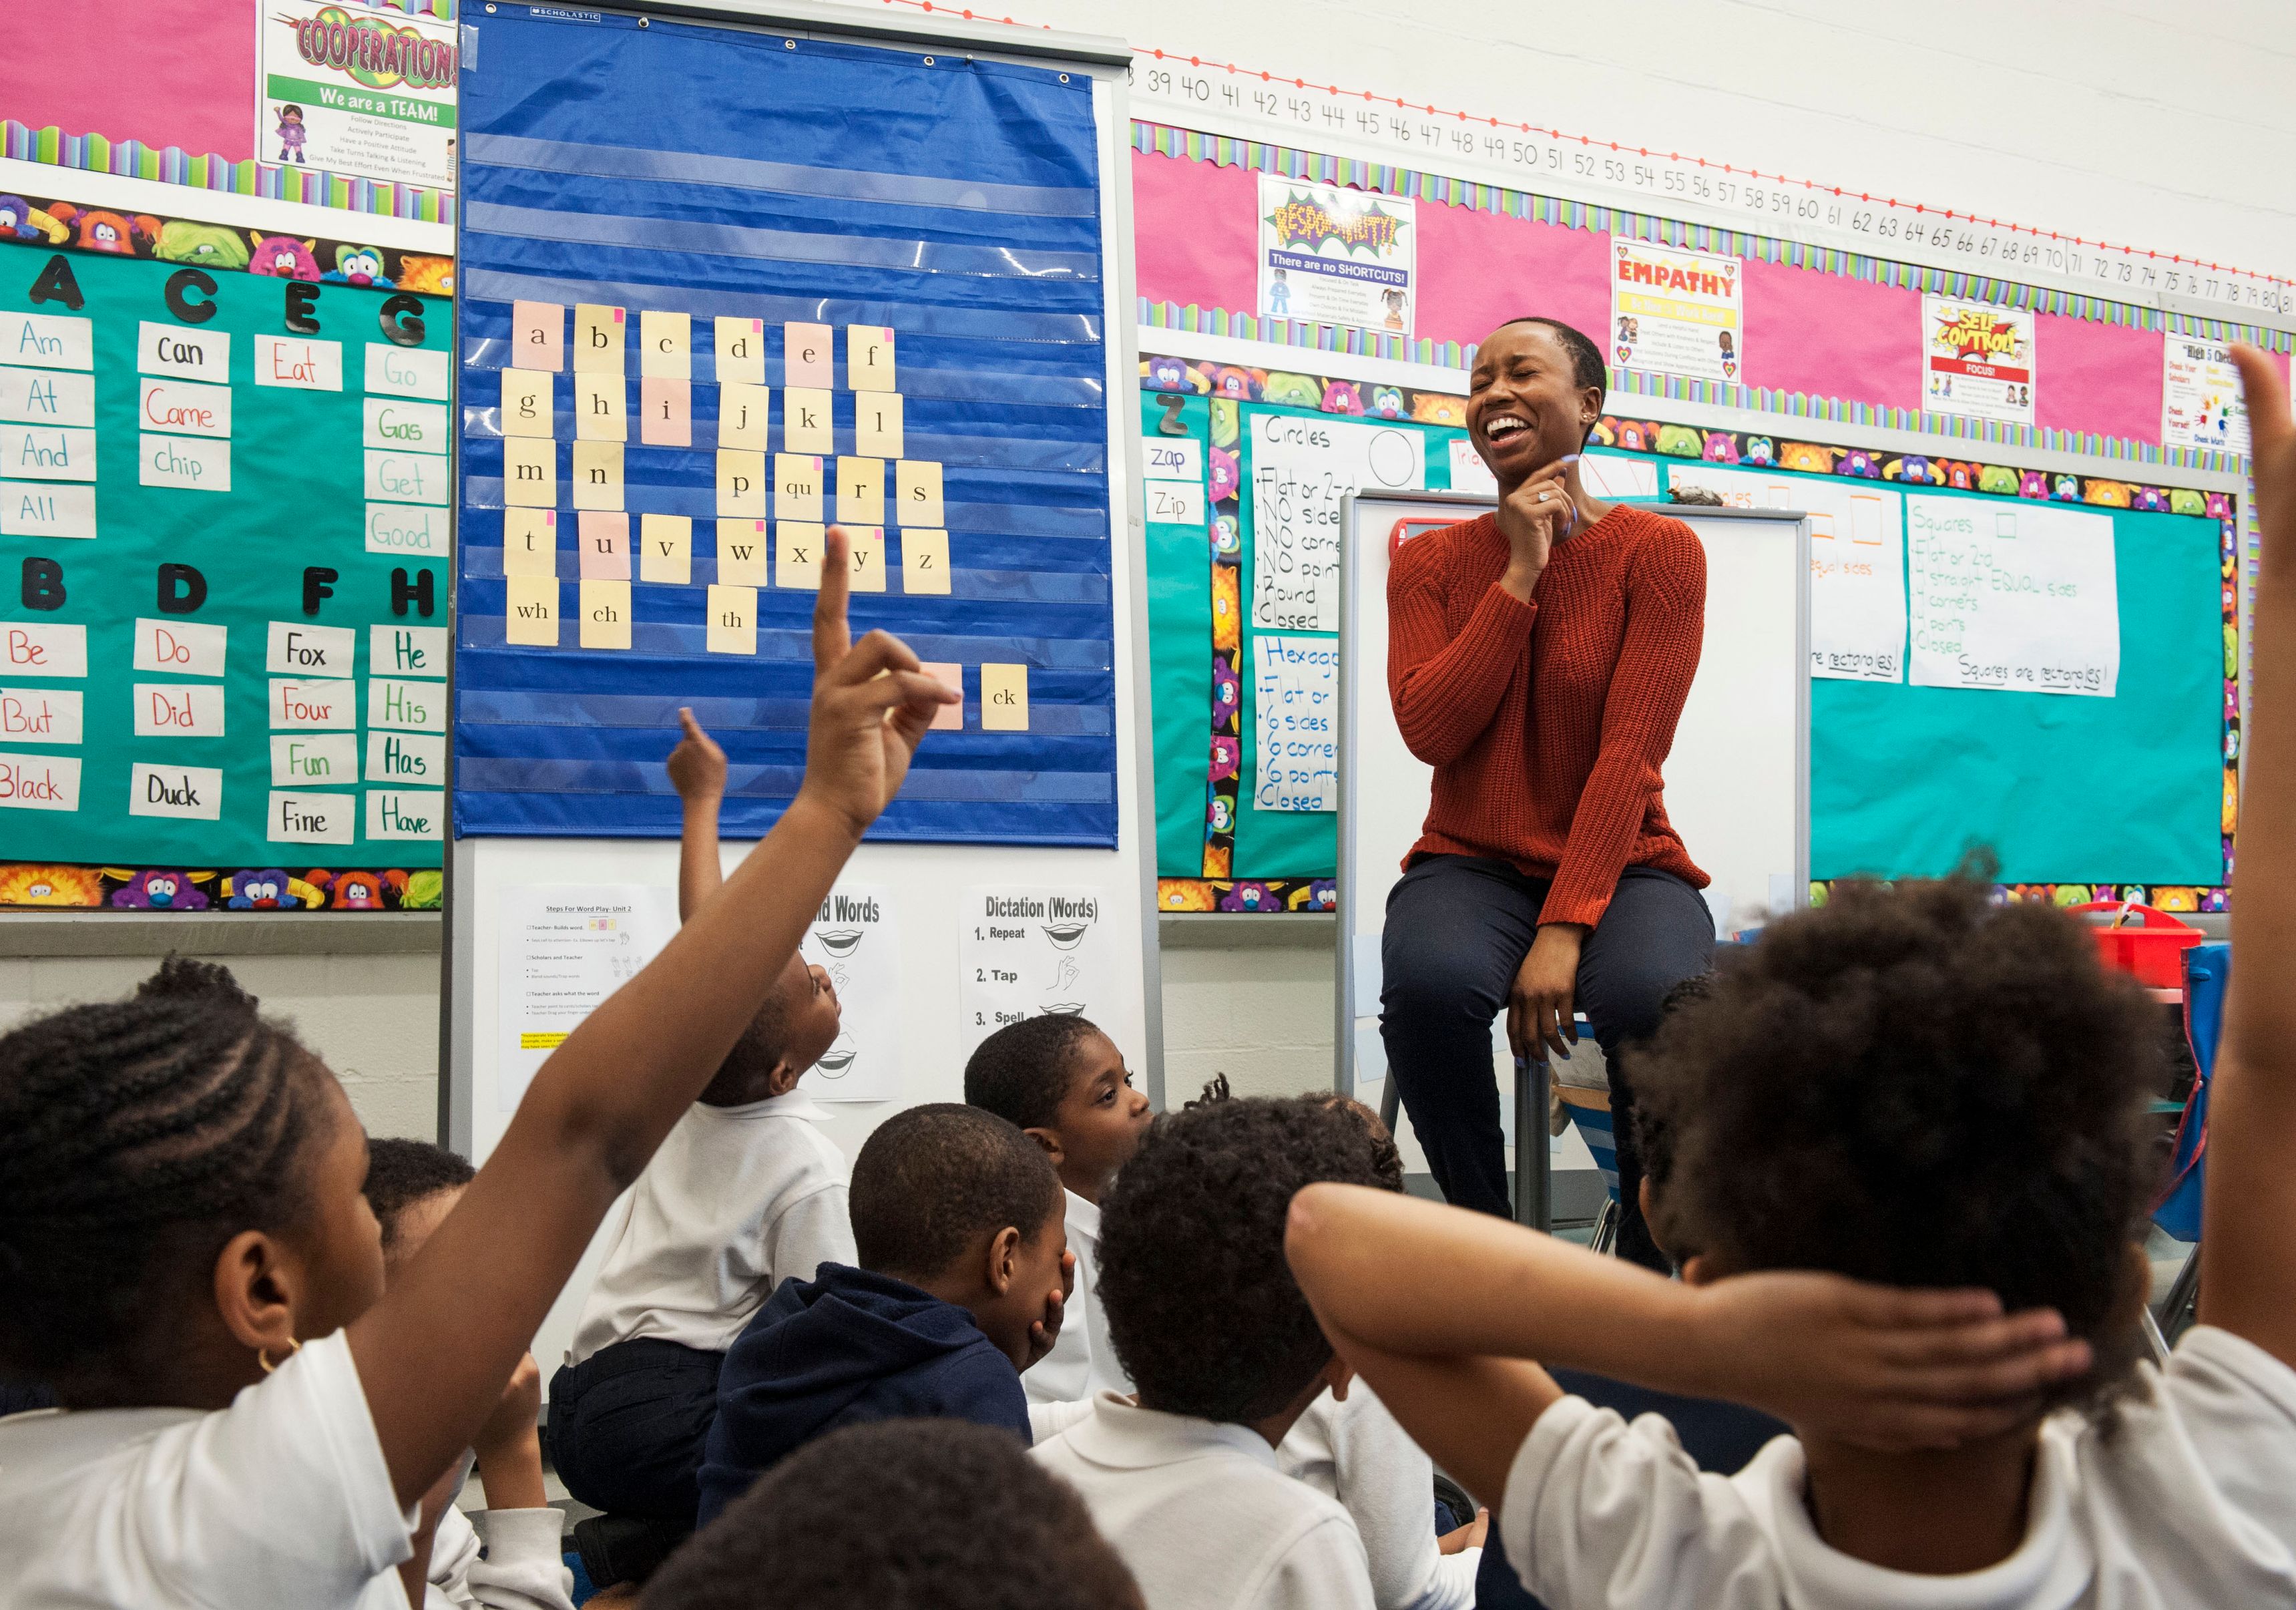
254 0 461 192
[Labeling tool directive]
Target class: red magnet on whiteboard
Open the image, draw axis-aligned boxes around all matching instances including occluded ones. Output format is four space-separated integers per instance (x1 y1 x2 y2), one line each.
1389 518 1450 560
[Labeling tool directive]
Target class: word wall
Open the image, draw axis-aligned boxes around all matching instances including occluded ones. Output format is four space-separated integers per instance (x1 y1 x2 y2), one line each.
489 305 1030 733
0 239 452 877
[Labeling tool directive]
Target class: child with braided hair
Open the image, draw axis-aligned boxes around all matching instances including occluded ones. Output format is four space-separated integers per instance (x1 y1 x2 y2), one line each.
0 528 956 1609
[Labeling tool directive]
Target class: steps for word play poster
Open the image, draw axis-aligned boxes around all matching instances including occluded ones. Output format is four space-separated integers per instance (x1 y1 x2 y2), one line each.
959 886 1118 1056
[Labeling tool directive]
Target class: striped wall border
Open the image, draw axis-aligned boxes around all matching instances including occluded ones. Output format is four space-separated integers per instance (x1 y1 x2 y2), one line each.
1138 298 2252 475
3 121 457 222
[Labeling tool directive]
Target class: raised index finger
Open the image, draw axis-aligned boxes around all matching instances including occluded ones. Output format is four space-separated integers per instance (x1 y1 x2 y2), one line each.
813 524 853 672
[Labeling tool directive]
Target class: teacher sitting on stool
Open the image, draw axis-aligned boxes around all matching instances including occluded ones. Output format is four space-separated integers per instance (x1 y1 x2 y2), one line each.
1380 315 1713 1269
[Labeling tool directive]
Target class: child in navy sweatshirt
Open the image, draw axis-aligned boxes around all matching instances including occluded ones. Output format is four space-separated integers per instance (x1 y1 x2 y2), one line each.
696 1103 1072 1525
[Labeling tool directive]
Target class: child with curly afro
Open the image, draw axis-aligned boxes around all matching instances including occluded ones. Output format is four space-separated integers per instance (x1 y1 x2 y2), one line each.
1034 1094 1395 1610
1295 338 2296 1610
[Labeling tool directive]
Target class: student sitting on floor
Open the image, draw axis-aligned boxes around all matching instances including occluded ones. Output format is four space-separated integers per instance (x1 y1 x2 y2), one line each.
1457 984 1787 1610
0 528 957 1610
963 1013 1152 1407
1273 1092 1486 1610
548 709 851 1583
362 1139 574 1610
1295 361 2296 1609
648 1418 1142 1610
696 1103 1072 1525
1036 1095 1394 1610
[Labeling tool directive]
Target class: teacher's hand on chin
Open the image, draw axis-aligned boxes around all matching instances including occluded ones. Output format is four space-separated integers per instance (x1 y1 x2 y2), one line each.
1497 457 1575 601
1508 923 1586 1062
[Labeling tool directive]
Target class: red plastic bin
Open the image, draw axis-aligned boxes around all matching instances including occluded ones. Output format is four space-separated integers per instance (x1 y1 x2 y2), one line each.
2066 901 2204 990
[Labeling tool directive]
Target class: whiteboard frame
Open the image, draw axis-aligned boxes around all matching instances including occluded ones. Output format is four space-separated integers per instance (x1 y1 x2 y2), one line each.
440 6 1155 1365
1334 492 1811 1096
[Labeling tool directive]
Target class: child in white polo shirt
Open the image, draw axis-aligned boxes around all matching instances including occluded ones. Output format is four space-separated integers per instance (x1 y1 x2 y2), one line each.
1034 1096 1390 1610
548 711 852 1587
1278 1098 1483 1610
964 1012 1152 1408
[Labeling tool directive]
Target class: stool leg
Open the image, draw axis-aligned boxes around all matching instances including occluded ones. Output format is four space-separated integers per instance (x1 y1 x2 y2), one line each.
1514 1056 1552 1233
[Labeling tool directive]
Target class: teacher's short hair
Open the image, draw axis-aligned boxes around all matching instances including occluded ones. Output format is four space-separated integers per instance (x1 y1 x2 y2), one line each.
1500 315 1608 405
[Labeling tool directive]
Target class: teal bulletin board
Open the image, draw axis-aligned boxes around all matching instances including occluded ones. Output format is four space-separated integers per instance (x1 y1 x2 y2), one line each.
1809 490 2223 887
1145 391 1217 876
1 239 454 897
1140 354 2236 912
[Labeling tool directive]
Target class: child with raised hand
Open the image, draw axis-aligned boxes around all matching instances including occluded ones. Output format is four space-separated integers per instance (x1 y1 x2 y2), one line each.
362 1138 571 1610
964 1013 1152 1406
547 706 852 1584
1036 1096 1395 1610
1291 427 2296 1609
696 1103 1072 1523
0 526 955 1610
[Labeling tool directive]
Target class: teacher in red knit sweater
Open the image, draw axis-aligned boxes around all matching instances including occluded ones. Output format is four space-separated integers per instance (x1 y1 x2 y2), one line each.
1381 315 1712 1269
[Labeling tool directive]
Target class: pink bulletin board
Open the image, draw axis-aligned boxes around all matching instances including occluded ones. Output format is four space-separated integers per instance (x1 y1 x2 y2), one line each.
1130 124 2291 469
0 0 258 163
1 0 457 221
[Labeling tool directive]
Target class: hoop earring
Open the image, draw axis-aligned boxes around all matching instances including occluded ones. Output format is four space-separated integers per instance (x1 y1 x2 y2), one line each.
257 1338 302 1375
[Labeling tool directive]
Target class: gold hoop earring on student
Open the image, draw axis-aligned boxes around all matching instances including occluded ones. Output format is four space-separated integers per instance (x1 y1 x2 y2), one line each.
257 1339 301 1374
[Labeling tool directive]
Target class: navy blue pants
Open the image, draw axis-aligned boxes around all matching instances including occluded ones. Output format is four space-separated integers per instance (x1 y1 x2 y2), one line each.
1379 857 1713 1268
547 1337 722 1525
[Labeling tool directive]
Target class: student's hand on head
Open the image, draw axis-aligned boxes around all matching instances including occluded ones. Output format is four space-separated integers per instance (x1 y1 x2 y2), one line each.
1682 1269 2093 1451
666 708 728 803
794 525 959 839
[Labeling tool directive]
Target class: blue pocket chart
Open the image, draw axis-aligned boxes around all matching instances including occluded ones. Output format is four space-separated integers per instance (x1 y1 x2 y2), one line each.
453 6 1115 845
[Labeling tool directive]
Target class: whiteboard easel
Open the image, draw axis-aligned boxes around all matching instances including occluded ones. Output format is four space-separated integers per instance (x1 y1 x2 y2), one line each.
1336 493 1809 1127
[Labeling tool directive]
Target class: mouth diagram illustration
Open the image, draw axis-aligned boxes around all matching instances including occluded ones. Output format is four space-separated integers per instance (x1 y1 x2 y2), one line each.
1044 1003 1087 1016
815 1034 858 1079
816 929 865 958
1042 922 1089 950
